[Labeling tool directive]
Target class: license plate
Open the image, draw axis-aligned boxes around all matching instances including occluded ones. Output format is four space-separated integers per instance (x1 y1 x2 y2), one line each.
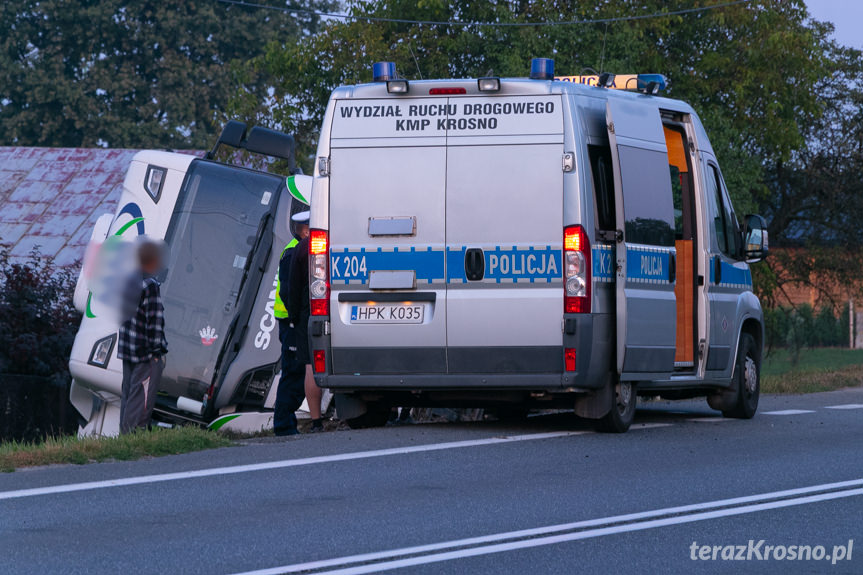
350 303 424 324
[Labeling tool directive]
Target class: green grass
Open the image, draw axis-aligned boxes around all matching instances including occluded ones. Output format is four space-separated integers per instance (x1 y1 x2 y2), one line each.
0 426 233 473
762 347 863 394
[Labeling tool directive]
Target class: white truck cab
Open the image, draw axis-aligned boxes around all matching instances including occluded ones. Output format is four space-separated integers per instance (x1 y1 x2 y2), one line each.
308 59 769 432
68 123 314 435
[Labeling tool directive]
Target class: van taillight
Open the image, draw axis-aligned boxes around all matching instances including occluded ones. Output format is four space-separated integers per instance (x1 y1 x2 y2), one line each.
564 225 591 313
310 229 329 316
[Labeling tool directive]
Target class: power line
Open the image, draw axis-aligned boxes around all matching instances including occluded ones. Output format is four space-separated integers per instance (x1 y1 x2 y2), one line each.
215 0 755 28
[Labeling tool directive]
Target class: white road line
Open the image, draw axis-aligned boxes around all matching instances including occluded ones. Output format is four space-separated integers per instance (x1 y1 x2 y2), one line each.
0 431 586 501
825 404 863 410
231 478 863 575
762 409 816 415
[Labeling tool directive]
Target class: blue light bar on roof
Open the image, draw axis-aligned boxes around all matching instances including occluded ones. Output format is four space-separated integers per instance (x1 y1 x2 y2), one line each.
530 58 555 80
636 74 668 94
372 62 397 82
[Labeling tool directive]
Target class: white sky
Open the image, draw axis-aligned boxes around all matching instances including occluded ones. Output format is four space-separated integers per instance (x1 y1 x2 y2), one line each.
805 0 863 49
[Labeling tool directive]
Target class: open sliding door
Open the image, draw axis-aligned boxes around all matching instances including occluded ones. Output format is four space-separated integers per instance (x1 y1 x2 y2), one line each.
606 100 677 380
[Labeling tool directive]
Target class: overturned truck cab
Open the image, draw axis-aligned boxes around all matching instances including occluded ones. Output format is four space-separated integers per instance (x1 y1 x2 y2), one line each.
68 123 313 436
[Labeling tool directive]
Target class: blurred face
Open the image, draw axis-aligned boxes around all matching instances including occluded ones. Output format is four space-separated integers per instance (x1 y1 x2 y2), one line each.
298 223 310 240
141 257 161 276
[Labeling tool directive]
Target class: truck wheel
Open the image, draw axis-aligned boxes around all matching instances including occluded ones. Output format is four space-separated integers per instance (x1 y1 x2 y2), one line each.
595 381 636 433
345 405 390 429
721 333 760 419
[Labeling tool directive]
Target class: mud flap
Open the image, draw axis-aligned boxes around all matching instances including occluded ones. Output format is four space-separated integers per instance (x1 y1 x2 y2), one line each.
707 383 738 412
573 376 614 420
334 393 370 420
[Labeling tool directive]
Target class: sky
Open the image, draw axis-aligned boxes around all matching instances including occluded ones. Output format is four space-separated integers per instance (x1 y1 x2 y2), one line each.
805 0 863 49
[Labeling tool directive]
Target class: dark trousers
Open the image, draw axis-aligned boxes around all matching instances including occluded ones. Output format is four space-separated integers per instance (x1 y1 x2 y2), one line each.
274 319 306 435
120 357 163 434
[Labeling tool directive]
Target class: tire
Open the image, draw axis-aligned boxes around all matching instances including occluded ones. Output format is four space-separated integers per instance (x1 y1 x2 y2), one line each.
595 381 636 433
721 333 760 419
345 405 390 429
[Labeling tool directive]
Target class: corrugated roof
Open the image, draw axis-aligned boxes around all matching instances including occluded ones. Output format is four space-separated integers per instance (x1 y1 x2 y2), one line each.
0 147 202 266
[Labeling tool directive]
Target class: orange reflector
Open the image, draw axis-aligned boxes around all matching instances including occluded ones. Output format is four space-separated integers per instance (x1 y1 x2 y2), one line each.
310 229 328 255
313 350 326 373
565 348 576 372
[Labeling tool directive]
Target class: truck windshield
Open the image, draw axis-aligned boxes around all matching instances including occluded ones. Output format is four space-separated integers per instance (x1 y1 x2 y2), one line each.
158 160 281 402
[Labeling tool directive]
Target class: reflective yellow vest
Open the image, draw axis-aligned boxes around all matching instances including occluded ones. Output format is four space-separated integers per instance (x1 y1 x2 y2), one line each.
274 238 298 319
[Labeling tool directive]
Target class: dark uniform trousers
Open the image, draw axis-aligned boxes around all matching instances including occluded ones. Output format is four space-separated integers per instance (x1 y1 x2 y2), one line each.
274 318 306 435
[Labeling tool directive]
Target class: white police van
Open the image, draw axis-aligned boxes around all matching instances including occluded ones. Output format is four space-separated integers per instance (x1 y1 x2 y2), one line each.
307 59 768 432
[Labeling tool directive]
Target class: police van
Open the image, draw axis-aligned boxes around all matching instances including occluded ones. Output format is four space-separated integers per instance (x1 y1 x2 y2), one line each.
307 59 769 432
68 122 314 435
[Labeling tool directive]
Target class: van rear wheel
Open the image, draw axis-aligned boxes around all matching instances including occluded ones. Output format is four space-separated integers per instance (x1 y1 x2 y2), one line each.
595 381 636 433
344 404 390 429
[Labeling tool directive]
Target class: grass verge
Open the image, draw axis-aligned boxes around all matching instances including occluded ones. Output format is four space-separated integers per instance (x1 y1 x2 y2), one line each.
762 348 863 394
0 426 233 473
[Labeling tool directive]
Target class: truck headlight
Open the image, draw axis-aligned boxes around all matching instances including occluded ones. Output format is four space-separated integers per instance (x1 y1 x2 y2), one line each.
87 334 116 368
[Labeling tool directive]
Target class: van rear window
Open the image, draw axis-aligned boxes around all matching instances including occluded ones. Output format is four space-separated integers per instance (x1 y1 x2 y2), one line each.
588 145 615 231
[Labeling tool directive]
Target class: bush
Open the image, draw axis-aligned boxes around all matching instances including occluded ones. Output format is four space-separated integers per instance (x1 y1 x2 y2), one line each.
0 248 80 382
765 304 848 351
0 247 81 441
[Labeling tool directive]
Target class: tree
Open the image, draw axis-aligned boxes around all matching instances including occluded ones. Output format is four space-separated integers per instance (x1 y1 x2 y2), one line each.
228 1 834 185
228 0 862 305
0 0 335 149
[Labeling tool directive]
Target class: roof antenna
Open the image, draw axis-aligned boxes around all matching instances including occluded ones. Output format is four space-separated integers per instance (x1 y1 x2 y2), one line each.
408 43 423 80
598 22 609 74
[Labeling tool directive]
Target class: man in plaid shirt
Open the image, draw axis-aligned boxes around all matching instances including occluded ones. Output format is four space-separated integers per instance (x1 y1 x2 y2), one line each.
117 241 168 434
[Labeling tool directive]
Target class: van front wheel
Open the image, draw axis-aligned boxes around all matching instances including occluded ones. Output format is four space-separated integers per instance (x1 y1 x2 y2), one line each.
595 381 636 433
721 333 760 419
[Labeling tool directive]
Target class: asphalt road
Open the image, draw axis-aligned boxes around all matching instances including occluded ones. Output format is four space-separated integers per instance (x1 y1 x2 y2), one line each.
2 388 862 575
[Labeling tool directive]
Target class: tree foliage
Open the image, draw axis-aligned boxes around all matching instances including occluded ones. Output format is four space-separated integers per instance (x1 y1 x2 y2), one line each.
228 0 862 304
0 0 335 148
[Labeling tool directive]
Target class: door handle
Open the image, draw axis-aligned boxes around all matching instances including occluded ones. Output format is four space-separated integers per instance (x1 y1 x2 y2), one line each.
714 257 722 285
465 248 485 281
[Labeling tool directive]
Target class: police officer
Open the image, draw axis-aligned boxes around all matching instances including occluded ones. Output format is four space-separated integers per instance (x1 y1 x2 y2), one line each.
273 210 310 436
287 218 324 432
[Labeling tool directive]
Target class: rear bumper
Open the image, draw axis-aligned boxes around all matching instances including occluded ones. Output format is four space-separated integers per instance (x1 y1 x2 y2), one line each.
312 314 612 392
320 372 573 390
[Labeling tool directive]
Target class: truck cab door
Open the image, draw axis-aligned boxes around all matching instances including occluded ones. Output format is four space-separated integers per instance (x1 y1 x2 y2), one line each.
606 100 677 380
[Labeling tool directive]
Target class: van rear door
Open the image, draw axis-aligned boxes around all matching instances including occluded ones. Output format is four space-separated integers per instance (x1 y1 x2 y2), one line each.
606 99 677 380
328 99 448 375
445 96 565 374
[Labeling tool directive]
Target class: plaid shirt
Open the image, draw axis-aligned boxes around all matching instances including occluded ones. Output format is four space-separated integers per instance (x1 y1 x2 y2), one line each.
118 277 168 363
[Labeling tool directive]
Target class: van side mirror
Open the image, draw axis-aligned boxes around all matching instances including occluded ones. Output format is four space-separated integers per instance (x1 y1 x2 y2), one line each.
743 214 768 262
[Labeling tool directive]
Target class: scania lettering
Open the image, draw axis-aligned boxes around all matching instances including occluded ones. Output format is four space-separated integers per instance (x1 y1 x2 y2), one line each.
68 122 314 435
254 275 280 351
306 60 769 432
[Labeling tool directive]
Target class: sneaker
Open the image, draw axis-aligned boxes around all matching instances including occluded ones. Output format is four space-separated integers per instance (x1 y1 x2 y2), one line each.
308 420 325 433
